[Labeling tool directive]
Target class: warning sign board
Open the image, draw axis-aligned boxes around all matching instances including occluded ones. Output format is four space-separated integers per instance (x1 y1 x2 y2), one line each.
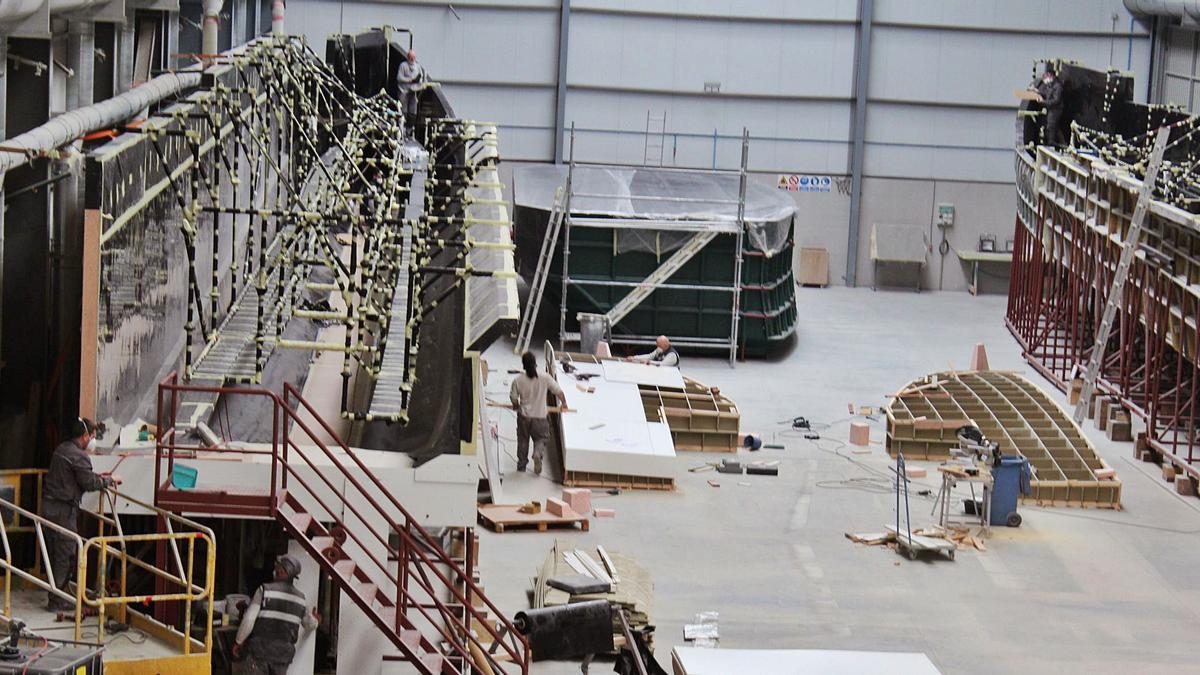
777 174 832 193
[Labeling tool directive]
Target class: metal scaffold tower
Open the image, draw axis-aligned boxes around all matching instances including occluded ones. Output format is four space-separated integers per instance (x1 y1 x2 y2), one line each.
556 126 750 365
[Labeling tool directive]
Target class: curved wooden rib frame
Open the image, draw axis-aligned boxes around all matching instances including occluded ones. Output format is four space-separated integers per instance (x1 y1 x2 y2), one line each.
886 371 1121 509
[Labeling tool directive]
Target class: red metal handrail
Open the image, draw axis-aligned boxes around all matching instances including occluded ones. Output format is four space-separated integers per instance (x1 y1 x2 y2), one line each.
155 372 530 673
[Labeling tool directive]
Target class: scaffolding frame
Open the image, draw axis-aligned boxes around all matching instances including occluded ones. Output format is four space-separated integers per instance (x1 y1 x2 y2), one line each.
100 37 513 425
557 126 750 366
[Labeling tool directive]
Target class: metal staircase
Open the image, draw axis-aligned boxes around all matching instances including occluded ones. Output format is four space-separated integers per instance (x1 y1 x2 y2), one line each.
154 373 530 674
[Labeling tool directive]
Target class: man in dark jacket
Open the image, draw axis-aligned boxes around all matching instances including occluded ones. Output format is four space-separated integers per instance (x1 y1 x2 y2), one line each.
1036 66 1065 146
41 417 121 610
233 555 320 675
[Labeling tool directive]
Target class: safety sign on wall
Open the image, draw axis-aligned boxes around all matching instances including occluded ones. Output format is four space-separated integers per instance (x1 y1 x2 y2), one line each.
777 174 832 193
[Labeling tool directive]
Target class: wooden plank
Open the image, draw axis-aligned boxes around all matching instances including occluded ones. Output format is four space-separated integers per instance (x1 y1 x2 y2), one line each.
79 209 102 420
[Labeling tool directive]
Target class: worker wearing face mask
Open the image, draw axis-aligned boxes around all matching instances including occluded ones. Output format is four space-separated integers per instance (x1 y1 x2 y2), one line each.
41 417 122 611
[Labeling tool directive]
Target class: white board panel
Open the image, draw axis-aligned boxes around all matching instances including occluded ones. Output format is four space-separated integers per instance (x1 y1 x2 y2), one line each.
671 647 942 675
556 361 677 478
602 360 685 389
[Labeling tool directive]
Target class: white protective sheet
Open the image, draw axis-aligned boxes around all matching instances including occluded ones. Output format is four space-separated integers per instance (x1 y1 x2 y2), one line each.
513 164 796 256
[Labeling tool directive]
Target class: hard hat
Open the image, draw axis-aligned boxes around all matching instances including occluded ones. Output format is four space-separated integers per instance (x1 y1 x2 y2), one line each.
276 555 302 580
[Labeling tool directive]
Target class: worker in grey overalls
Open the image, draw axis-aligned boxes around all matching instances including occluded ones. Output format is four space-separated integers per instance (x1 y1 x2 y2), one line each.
234 555 319 675
397 50 425 133
41 417 120 611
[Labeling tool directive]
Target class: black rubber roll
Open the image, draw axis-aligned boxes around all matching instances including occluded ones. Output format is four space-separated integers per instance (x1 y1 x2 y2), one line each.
514 599 614 661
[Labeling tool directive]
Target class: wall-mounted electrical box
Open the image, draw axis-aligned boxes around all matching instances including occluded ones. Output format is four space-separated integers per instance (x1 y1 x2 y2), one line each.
936 203 955 229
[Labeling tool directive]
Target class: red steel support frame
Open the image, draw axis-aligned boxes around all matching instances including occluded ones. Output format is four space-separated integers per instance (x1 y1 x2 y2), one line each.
1007 153 1200 482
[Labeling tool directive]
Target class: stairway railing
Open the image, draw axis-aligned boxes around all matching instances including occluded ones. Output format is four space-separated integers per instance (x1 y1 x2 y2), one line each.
155 372 529 673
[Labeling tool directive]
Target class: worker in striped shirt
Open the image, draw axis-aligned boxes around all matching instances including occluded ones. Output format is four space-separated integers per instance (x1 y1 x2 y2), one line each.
234 555 319 675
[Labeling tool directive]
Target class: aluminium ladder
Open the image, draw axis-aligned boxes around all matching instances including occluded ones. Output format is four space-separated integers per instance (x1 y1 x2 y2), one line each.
514 187 566 354
1072 125 1172 423
643 110 667 167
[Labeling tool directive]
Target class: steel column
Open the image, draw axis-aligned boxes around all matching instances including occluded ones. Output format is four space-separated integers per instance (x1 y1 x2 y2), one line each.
844 0 873 287
553 0 570 164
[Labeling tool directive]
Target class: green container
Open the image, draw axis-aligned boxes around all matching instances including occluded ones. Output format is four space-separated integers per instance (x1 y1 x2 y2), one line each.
171 463 198 490
514 207 797 356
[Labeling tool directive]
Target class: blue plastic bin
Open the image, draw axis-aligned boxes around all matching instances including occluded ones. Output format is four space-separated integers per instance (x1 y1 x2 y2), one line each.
990 455 1032 527
171 463 198 490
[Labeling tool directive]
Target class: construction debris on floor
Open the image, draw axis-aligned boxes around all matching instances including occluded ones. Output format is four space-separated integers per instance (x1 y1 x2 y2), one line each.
532 540 653 650
682 611 720 648
846 526 987 554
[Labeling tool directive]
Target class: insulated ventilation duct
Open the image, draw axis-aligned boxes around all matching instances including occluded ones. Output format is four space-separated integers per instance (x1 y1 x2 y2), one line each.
0 69 202 176
1124 0 1200 22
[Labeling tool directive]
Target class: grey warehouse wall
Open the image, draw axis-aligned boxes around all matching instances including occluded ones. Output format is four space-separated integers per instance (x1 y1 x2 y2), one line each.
284 0 1152 292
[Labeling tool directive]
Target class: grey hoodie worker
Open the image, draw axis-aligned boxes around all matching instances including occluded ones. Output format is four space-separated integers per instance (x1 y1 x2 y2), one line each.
42 417 122 610
234 555 320 675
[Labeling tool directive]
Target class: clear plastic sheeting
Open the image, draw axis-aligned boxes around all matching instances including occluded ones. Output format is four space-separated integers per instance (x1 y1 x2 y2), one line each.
513 164 796 256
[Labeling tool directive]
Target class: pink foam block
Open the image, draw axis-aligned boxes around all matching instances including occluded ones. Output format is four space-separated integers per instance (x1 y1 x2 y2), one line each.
593 508 616 518
546 498 573 517
561 488 592 514
904 466 927 478
1093 467 1116 480
849 422 870 446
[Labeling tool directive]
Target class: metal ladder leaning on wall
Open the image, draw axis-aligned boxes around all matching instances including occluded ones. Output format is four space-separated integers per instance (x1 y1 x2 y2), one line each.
514 188 565 355
1072 125 1171 423
643 110 667 167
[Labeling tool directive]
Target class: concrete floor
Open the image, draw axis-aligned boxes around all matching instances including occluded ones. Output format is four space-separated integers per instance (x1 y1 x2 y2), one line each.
478 286 1200 675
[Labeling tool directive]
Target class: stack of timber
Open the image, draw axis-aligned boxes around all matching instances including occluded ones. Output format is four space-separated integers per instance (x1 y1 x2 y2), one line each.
885 370 1121 509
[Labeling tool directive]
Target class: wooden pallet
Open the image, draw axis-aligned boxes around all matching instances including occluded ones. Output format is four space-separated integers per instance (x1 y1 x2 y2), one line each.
563 470 675 491
477 504 590 533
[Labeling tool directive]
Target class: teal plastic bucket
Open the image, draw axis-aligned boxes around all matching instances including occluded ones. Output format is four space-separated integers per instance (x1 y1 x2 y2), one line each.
171 463 198 490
